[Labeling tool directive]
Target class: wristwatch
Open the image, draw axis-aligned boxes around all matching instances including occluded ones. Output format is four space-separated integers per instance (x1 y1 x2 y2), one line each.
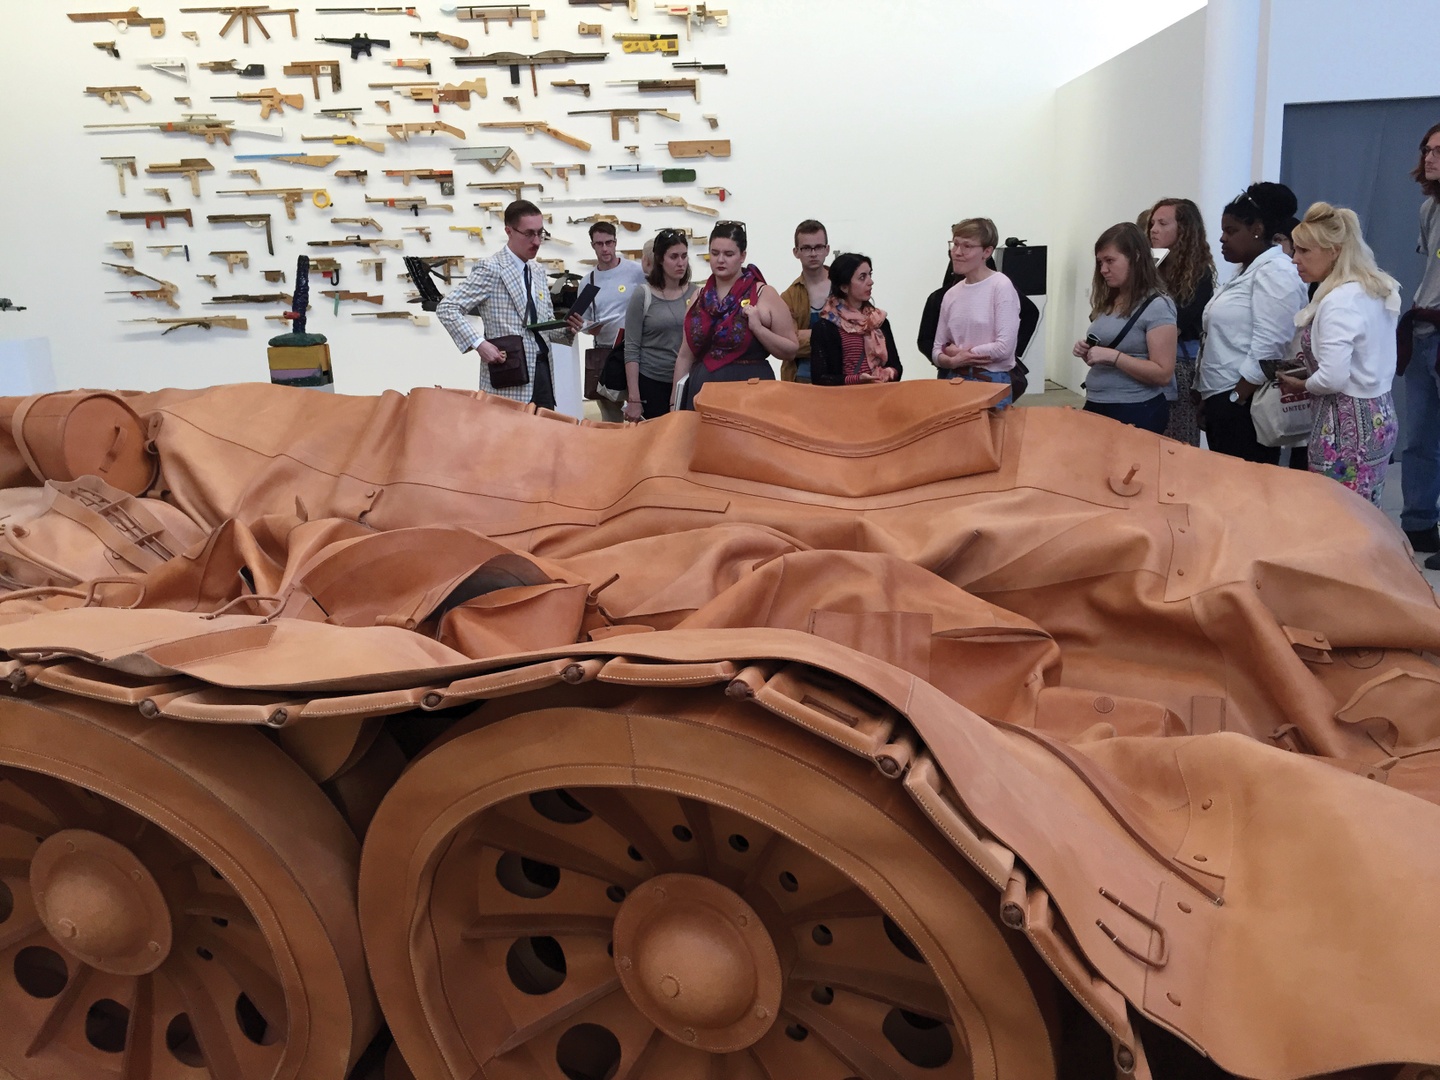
1228 390 1240 403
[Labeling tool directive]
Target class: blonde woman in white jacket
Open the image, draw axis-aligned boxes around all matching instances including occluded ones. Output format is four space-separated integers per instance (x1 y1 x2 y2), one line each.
1278 202 1401 505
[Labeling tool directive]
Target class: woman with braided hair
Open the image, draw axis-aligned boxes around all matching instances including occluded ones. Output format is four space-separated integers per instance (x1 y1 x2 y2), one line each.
1148 197 1215 445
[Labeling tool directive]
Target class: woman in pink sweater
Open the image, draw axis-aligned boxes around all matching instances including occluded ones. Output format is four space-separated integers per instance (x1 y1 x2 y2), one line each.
931 217 1022 407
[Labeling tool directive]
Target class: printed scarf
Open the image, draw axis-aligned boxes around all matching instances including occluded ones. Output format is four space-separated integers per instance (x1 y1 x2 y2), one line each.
685 265 767 372
819 296 888 373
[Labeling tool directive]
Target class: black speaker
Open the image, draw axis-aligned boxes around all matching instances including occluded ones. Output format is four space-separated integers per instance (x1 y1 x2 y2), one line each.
995 242 1047 297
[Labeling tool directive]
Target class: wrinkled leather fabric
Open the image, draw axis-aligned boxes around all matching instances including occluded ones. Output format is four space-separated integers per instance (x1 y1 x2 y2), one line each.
0 381 1437 1076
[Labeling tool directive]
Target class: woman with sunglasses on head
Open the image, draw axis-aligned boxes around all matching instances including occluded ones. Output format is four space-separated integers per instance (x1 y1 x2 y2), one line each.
1072 222 1178 433
621 228 699 421
1148 197 1216 446
931 217 1021 406
671 221 798 411
809 252 902 387
1195 182 1309 463
1277 202 1401 505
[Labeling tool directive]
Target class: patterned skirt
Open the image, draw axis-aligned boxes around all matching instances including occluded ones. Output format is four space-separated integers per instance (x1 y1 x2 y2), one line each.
1308 391 1397 506
1163 341 1201 446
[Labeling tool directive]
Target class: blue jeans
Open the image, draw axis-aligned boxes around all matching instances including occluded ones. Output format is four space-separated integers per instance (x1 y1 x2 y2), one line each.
941 367 1012 409
1083 393 1169 434
1401 332 1440 531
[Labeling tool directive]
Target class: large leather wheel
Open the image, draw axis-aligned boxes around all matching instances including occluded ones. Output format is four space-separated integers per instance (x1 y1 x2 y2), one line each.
0 694 376 1080
360 690 1057 1079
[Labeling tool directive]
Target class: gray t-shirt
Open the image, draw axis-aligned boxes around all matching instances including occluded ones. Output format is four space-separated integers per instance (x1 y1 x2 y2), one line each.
584 259 647 346
1415 198 1440 333
623 284 697 383
1083 294 1178 403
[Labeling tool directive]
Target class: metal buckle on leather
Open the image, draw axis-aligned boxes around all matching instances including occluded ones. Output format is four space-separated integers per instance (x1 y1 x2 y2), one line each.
1095 887 1169 969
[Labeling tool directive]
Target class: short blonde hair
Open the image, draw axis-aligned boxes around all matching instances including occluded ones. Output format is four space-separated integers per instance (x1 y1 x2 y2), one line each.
951 217 998 250
1292 202 1399 322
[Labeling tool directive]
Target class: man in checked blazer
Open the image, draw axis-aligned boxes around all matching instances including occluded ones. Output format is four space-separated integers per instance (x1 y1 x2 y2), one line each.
437 200 564 408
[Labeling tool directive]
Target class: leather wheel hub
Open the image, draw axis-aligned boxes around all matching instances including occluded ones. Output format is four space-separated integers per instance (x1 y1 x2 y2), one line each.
612 872 782 1052
29 827 173 975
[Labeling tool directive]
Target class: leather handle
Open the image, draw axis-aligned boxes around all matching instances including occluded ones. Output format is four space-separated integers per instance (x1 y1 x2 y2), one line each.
98 424 126 476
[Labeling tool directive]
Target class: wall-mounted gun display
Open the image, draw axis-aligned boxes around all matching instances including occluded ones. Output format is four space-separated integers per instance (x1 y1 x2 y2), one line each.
403 226 431 242
607 76 698 101
95 40 121 57
370 79 488 111
332 216 383 230
357 256 387 280
137 57 189 80
102 155 138 194
550 79 590 97
454 50 607 97
567 212 640 231
85 85 153 109
353 311 430 325
87 113 282 145
320 289 384 304
302 133 386 152
532 162 585 188
316 106 363 125
381 121 467 141
233 152 338 167
389 58 433 74
203 292 293 304
206 211 275 254
110 241 136 258
465 179 544 202
365 195 454 214
445 5 545 38
477 119 590 151
315 33 390 59
144 187 172 202
335 169 369 184
68 8 167 37
702 184 729 201
448 225 489 244
385 169 456 195
283 60 342 97
451 145 520 173
597 163 695 182
542 193 716 216
612 32 677 54
146 244 190 259
177 6 299 43
209 87 304 119
216 186 331 219
145 157 214 195
411 30 469 50
308 235 402 249
229 168 261 183
126 316 248 333
659 137 728 158
103 263 180 307
108 208 195 228
199 58 266 76
567 106 678 140
210 249 250 272
197 274 218 286
655 2 727 38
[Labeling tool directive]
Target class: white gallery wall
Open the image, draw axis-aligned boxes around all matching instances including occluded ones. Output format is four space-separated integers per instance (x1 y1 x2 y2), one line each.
1050 10 1208 391
0 0 1206 397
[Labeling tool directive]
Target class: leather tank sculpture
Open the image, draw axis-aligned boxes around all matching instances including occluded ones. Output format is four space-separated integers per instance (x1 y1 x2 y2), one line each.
0 378 1434 1080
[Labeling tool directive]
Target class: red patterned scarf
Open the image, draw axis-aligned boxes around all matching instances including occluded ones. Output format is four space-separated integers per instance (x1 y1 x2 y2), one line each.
818 296 888 372
685 265 767 372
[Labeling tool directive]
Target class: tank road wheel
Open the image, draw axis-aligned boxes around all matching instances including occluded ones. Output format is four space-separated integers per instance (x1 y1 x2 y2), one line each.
0 695 376 1080
361 695 1057 1079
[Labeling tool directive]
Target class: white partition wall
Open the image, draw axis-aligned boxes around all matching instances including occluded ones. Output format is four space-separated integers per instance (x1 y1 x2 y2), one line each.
1 0 1205 397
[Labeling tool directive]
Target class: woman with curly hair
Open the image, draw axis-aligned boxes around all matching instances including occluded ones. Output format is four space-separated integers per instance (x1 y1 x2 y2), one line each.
1148 197 1215 445
1277 202 1401 505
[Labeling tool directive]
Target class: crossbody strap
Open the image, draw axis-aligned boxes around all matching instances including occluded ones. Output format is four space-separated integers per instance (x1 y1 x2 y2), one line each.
1104 293 1159 351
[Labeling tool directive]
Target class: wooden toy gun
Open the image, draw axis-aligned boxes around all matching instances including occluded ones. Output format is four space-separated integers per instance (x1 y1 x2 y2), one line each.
85 85 152 109
206 212 275 255
102 263 180 307
383 121 466 141
654 2 727 38
199 59 267 76
315 33 390 59
86 114 270 145
68 8 166 37
444 5 545 38
454 50 608 96
145 157 214 196
476 119 591 151
365 195 453 215
102 155 138 194
209 88 304 119
283 60 343 97
177 6 299 44
567 106 678 140
302 134 386 152
607 76 699 102
216 187 332 220
352 311 430 325
108 208 195 228
308 235 404 249
411 30 469 50
126 316 248 333
465 179 544 202
204 293 294 304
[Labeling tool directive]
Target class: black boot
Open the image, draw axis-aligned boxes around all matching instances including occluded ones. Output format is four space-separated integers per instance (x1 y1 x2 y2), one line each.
1407 526 1440 553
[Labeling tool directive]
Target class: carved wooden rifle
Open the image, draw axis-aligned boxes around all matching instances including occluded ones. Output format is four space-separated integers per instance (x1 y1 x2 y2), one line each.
382 121 466 141
283 60 342 97
109 208 195 228
541 193 717 216
320 289 384 305
365 195 454 215
389 58 433 74
199 59 266 77
102 263 180 308
352 311 430 325
444 5 545 38
209 88 304 119
216 187 332 220
316 5 418 14
317 106 364 125
145 158 214 196
385 168 454 190
597 163 695 183
607 77 699 102
85 85 152 109
68 8 167 37
232 152 338 168
203 293 293 304
659 137 729 158
465 179 544 202
411 30 469 50
567 213 641 232
454 50 608 97
308 235 404 249
477 119 591 151
210 250 250 273
371 79 488 111
336 169 369 185
206 212 275 255
451 145 520 173
332 216 383 230
87 115 253 145
127 316 248 333
654 2 727 38
145 244 191 259
532 162 585 188
178 6 299 43
303 134 386 153
567 106 679 140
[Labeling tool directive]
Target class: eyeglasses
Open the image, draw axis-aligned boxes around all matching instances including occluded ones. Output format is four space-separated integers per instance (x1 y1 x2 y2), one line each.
513 227 550 241
796 244 828 255
592 237 617 246
950 239 984 251
1423 145 1440 158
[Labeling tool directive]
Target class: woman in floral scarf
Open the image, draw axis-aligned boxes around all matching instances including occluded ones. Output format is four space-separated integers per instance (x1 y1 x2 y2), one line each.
809 252 902 386
671 221 798 411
